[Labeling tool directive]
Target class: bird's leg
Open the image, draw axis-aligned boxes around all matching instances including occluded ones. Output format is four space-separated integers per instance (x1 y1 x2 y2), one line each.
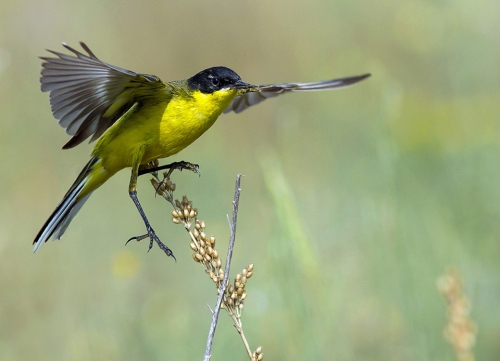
126 192 176 260
138 160 200 178
126 156 175 260
139 160 200 201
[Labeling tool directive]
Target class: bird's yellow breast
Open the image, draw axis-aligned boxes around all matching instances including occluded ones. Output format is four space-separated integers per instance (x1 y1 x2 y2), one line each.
146 88 237 162
93 88 238 174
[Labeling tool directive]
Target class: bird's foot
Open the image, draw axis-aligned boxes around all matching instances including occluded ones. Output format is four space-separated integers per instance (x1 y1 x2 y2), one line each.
125 226 176 260
138 160 200 178
166 161 200 177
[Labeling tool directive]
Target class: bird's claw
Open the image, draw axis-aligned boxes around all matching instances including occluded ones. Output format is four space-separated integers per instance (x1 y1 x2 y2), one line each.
166 161 200 177
138 160 200 178
125 227 176 260
181 161 200 176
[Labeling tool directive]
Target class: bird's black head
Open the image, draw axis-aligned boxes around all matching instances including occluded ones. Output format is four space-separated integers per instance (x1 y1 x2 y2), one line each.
187 66 253 94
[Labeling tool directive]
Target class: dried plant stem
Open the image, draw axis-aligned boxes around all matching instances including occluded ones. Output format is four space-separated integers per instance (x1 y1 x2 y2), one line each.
204 174 243 361
148 169 262 360
236 325 253 359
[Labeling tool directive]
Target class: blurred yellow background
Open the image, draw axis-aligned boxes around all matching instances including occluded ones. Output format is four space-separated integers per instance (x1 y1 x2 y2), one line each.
1 0 499 360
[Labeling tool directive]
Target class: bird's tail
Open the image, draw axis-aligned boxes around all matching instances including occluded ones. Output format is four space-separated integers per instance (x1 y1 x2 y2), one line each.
33 157 102 252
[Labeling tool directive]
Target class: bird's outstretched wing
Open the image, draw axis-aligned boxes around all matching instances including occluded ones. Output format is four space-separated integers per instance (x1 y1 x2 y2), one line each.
223 73 371 114
40 42 167 149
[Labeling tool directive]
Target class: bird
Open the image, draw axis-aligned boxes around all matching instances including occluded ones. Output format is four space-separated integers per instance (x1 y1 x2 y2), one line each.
33 42 370 256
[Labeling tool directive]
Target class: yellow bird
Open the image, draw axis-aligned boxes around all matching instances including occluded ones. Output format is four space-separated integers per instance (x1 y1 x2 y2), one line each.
34 42 370 257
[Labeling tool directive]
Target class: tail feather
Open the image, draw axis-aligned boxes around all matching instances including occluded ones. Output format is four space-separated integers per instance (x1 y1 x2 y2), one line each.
52 193 91 240
33 157 99 252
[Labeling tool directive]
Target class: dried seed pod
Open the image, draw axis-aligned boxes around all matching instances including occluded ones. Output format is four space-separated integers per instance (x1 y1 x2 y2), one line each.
247 264 254 272
189 209 196 218
210 236 216 244
212 249 218 259
200 221 206 229
172 218 180 224
171 210 179 218
242 268 248 276
183 209 189 218
241 292 247 300
207 246 213 255
198 247 205 256
189 242 198 251
216 259 222 268
238 303 244 310
200 232 206 240
194 253 204 262
204 254 211 262
246 271 253 279
195 221 201 230
193 228 200 238
199 239 206 248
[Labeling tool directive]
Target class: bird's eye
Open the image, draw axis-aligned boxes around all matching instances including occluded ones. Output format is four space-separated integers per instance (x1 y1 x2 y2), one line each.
211 76 220 86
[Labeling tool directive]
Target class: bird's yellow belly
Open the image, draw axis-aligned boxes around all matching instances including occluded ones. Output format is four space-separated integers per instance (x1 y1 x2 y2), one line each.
93 90 235 174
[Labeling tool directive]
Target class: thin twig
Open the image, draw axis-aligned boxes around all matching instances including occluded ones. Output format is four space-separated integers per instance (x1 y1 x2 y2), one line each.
238 326 253 359
203 174 243 361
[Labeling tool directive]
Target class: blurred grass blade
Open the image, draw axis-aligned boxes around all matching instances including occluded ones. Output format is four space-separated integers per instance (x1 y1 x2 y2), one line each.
259 149 319 280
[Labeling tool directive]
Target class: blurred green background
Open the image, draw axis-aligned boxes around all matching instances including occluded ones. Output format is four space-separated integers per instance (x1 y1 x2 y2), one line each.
1 0 499 360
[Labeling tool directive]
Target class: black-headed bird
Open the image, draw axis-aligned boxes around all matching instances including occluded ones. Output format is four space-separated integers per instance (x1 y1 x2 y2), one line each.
34 42 370 257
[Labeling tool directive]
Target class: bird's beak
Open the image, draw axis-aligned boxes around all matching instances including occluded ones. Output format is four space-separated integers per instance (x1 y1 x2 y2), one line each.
233 80 259 94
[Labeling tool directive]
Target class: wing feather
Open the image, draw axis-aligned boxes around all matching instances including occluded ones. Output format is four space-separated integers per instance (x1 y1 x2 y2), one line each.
223 73 370 114
40 42 167 148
